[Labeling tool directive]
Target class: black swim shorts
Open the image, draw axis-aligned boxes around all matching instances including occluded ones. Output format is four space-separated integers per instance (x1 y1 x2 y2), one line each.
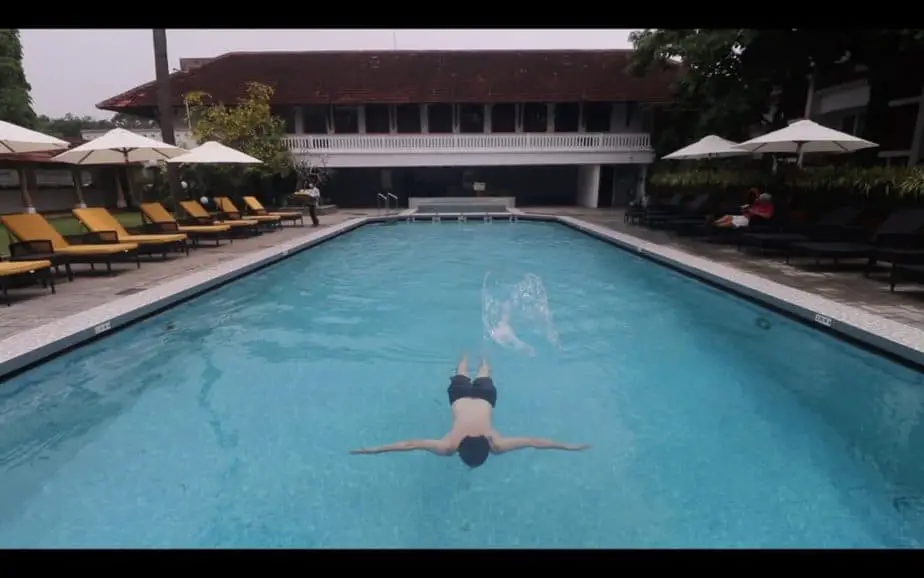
447 374 497 408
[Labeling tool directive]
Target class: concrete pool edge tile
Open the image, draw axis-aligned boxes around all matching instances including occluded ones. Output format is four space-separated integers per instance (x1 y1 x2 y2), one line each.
0 217 368 380
2 212 923 381
555 215 924 368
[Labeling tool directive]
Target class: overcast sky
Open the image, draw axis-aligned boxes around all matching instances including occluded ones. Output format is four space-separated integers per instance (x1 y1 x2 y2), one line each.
21 29 636 119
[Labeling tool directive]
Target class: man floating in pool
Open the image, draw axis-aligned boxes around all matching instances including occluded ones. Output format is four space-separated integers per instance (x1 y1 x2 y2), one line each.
350 353 589 468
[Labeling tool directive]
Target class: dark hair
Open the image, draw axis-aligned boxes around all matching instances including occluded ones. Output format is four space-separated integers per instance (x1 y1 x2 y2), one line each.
458 436 490 468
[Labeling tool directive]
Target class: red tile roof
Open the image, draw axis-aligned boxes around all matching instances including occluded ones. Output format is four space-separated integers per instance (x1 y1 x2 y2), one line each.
97 49 678 113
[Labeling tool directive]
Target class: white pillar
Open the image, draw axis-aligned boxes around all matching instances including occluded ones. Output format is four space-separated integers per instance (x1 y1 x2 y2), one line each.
389 105 397 134
576 165 601 208
546 104 555 132
577 103 586 133
326 106 334 135
909 86 924 166
515 104 523 133
357 105 367 134
452 104 460 134
484 104 492 133
294 107 305 134
420 104 429 133
637 165 648 202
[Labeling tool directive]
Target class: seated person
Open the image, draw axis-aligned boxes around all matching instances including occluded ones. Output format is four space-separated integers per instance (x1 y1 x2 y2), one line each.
714 191 774 229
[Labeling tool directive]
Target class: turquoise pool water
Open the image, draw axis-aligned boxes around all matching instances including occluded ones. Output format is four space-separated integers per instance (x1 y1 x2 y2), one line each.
1 220 924 548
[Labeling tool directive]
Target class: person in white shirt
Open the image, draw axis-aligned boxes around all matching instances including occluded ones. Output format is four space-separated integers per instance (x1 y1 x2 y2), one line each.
305 183 321 226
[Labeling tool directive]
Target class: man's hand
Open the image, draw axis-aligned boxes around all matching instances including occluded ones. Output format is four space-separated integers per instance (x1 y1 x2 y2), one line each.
564 444 591 451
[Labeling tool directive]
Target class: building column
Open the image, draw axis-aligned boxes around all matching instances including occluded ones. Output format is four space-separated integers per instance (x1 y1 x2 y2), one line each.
357 105 367 134
515 104 523 133
294 106 305 134
420 104 429 134
452 104 460 134
577 103 586 133
389 105 397 134
484 104 492 133
576 165 601 208
325 106 334 135
909 85 924 166
546 103 555 132
637 165 648 203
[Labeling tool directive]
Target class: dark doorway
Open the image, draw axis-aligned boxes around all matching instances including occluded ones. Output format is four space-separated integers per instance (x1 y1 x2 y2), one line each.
597 165 615 208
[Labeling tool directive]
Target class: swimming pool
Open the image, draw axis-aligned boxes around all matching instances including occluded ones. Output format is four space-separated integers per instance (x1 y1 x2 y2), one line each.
1 220 923 548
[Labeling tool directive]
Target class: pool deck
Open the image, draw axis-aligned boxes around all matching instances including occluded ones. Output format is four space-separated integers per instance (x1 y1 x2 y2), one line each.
522 207 924 331
2 206 924 379
0 210 376 340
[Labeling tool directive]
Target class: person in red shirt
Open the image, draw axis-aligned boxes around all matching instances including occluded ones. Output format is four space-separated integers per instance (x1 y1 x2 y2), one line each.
714 191 774 228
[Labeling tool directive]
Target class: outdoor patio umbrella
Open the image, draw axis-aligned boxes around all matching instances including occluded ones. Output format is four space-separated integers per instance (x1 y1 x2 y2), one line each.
166 141 263 165
733 120 878 167
167 141 263 208
52 128 188 165
52 128 190 207
0 120 70 154
0 120 71 212
662 135 751 160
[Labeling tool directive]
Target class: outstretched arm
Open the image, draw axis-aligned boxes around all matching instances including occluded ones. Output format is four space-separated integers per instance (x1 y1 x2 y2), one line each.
492 437 589 454
350 439 452 456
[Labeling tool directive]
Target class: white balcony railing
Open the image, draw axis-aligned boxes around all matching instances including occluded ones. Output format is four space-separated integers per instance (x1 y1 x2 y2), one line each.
79 129 652 158
282 133 651 154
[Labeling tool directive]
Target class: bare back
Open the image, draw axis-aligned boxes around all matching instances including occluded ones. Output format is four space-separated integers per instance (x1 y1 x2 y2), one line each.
447 398 495 444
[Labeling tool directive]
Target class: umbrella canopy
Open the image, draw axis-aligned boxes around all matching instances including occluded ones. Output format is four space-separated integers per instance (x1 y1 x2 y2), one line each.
52 128 188 165
167 141 263 164
662 135 750 160
733 120 878 155
0 120 70 154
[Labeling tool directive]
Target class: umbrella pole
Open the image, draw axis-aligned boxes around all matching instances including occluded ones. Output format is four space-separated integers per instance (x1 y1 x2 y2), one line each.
18 166 36 214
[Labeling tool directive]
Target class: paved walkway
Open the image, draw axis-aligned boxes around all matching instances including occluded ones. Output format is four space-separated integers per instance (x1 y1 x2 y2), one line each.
0 210 376 340
523 207 924 330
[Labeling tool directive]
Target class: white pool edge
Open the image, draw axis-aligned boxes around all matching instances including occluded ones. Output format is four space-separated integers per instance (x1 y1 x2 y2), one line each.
1 214 922 380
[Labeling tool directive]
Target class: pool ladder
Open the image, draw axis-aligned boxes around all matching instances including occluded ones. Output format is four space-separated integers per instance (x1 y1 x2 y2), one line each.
377 193 398 216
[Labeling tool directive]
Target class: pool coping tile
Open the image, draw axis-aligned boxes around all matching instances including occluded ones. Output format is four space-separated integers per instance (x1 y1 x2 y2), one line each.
1 213 922 381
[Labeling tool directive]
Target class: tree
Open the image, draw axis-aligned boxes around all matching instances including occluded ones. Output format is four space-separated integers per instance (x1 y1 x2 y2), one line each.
629 29 924 164
111 112 158 129
35 113 114 138
186 81 292 186
0 29 37 127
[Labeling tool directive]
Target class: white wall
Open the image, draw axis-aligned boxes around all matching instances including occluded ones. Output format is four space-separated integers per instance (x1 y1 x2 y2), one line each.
576 165 600 208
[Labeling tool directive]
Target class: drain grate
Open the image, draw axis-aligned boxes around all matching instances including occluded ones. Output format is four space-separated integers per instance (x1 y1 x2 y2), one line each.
115 287 146 296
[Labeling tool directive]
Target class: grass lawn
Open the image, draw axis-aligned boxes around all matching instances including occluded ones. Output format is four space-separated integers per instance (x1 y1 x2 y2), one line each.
0 212 145 258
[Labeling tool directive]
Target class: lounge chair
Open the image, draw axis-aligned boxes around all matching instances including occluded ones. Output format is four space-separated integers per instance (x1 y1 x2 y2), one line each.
0 259 55 306
178 200 261 237
645 194 712 228
73 207 189 259
139 202 232 247
786 209 924 274
738 206 864 255
888 262 924 292
215 197 282 229
242 196 304 226
0 213 139 279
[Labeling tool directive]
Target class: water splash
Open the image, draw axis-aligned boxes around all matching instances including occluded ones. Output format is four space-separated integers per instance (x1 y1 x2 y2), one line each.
482 272 560 355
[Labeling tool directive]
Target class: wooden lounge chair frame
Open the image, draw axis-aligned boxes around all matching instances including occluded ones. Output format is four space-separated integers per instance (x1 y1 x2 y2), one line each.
1 214 141 278
73 207 189 260
214 197 282 230
242 196 304 226
139 202 232 247
0 259 56 306
178 200 262 238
